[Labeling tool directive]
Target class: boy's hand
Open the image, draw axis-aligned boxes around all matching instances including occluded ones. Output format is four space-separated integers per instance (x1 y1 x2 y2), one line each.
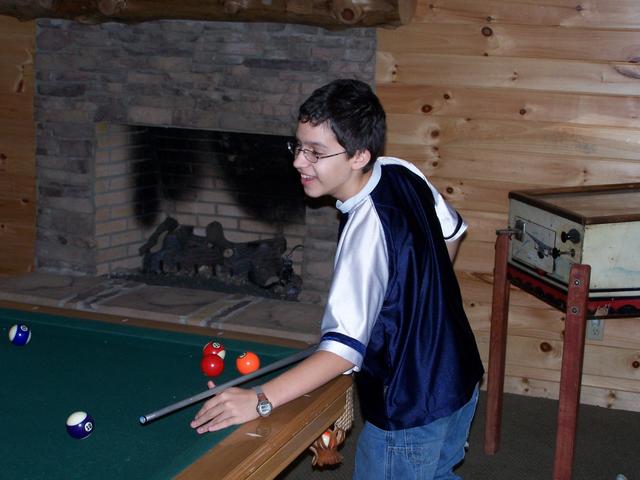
190 381 259 434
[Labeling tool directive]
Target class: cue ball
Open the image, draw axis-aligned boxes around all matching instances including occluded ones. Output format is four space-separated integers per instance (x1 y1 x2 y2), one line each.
236 351 260 375
201 353 225 377
202 341 226 359
66 411 95 439
8 324 31 346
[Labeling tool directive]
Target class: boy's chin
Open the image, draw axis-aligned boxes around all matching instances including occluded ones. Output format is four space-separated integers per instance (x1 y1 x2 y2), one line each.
302 186 325 199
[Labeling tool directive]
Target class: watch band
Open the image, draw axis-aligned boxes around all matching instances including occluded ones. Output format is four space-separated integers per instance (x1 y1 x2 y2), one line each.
253 385 268 401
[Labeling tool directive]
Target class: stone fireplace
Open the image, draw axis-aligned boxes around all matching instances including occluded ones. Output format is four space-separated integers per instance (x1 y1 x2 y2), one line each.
34 18 376 303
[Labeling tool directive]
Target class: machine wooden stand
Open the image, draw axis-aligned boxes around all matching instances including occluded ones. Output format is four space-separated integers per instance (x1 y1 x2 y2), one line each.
483 183 640 480
484 231 590 480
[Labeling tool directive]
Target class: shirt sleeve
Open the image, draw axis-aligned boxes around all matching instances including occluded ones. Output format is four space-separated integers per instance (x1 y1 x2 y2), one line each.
379 157 467 241
318 198 389 371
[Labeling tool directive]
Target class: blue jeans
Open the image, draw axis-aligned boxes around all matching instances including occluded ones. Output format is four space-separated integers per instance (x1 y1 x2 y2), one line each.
353 385 479 480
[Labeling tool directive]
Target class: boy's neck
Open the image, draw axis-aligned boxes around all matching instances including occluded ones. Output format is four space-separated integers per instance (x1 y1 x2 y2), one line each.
336 167 374 203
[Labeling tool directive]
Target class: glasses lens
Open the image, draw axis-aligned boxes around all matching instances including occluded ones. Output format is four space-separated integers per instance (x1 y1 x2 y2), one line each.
287 141 318 163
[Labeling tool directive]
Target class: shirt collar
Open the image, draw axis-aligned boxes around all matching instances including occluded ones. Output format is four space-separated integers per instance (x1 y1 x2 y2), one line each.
336 160 381 214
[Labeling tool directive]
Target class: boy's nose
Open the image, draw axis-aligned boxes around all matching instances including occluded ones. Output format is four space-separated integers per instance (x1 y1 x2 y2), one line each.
292 150 309 168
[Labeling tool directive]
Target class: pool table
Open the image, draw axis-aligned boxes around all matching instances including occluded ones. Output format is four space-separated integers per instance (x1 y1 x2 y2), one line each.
0 301 353 480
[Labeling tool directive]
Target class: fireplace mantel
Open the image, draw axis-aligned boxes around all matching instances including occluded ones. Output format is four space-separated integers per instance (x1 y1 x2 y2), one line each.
0 0 415 28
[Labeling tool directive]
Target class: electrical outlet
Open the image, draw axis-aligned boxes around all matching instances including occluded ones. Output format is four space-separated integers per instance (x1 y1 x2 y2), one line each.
586 318 604 341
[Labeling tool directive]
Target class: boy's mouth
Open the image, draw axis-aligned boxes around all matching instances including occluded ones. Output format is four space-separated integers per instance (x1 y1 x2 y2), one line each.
300 174 315 185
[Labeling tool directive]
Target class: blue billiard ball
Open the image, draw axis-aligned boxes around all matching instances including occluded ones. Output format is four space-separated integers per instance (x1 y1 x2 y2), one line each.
66 411 95 439
8 324 31 346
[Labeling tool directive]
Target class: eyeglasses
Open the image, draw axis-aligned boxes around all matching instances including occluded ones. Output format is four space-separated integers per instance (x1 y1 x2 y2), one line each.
287 140 346 164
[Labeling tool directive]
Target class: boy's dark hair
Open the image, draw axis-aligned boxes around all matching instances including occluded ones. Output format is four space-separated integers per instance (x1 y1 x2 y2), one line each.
298 79 386 172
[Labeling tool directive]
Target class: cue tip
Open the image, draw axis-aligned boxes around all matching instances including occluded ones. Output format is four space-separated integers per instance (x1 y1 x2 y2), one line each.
139 416 148 424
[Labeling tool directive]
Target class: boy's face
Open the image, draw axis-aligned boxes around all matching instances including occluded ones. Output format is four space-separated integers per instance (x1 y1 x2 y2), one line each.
293 121 371 202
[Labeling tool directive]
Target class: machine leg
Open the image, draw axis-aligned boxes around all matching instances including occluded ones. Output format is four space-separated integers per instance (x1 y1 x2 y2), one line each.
553 264 590 480
484 232 511 455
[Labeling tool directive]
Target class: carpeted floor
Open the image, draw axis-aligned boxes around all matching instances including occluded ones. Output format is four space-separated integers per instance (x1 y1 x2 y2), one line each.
279 390 640 480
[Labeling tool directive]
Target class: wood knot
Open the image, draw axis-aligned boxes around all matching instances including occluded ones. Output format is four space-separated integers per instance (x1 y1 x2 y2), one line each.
486 16 493 22
443 93 451 100
432 161 439 167
575 4 583 11
519 108 527 115
421 104 433 113
539 342 552 352
481 26 493 37
446 187 454 194
632 360 640 369
340 8 355 21
332 0 364 24
430 130 440 138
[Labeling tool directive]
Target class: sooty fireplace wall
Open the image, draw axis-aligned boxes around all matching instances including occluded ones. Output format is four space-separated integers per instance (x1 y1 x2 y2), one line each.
34 18 376 303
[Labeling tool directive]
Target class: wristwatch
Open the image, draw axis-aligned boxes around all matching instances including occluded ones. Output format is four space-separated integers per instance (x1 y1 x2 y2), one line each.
253 386 273 417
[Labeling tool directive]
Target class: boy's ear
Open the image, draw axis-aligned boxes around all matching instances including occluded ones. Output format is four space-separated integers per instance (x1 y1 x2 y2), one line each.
351 149 371 170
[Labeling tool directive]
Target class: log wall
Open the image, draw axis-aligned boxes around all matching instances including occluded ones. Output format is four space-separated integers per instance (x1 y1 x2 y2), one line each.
1 1 639 411
377 0 640 411
0 16 35 276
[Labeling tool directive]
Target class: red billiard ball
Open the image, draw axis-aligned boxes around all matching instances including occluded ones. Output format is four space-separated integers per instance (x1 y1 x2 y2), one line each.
202 341 226 359
200 353 224 377
236 351 260 375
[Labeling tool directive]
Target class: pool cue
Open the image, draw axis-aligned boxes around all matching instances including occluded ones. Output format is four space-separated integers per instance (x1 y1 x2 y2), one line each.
139 344 318 424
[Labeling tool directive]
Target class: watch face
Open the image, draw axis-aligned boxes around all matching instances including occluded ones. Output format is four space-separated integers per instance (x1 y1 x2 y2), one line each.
257 401 272 417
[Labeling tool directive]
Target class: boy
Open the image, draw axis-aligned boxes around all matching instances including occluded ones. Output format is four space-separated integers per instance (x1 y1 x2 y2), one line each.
191 79 484 479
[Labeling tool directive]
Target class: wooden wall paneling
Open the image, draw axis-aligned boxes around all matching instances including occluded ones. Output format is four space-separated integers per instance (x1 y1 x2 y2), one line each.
386 115 640 161
467 301 566 337
414 0 640 29
457 271 569 311
377 85 640 129
379 22 640 62
377 52 640 96
502 376 640 411
476 336 640 389
377 0 640 412
504 363 640 394
0 16 36 275
455 239 501 273
391 145 640 189
432 177 521 214
454 210 505 242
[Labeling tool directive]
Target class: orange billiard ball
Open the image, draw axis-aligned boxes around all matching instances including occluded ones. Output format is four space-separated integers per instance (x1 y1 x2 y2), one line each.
236 351 260 375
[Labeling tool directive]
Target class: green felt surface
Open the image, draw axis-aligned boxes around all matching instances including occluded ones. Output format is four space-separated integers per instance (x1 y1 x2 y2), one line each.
0 307 297 480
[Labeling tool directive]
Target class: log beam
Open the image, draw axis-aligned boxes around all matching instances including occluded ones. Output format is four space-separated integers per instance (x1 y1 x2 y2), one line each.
0 0 416 28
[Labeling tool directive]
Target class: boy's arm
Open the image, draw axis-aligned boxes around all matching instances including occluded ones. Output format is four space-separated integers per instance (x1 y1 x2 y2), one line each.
446 236 462 263
191 350 354 434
